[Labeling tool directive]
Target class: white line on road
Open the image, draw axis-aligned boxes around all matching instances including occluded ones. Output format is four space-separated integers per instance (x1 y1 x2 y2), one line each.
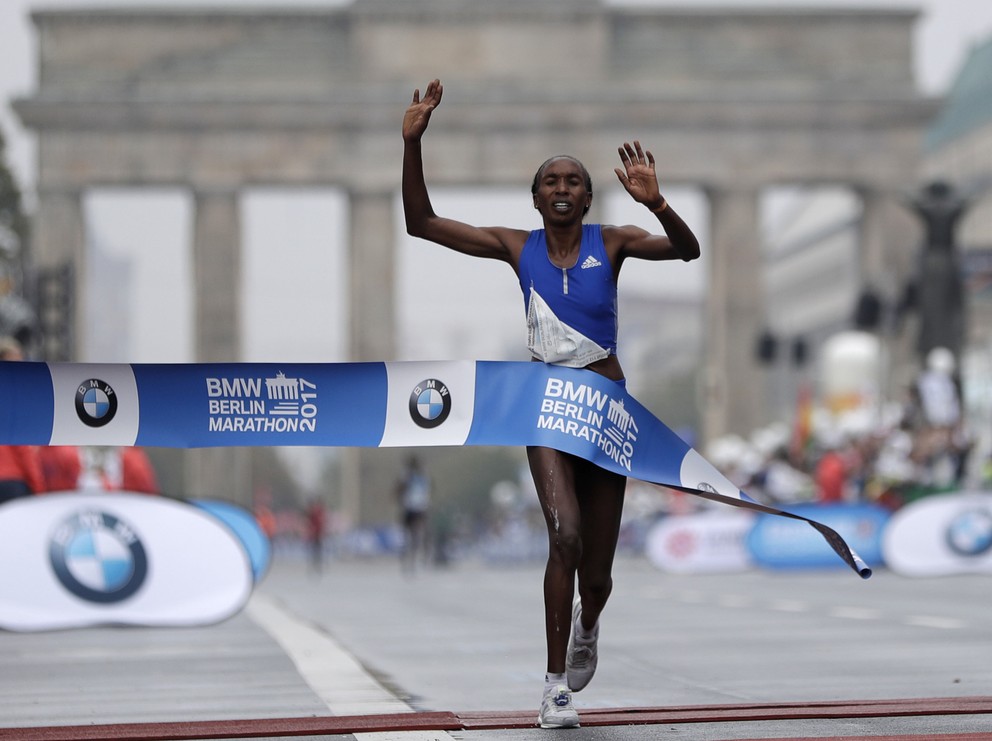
642 586 971 632
829 606 884 621
717 594 754 608
903 615 966 629
768 599 808 613
247 593 454 741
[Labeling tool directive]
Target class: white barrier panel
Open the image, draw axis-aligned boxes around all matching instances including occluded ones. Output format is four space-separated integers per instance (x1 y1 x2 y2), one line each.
882 491 992 577
0 493 253 631
645 511 755 574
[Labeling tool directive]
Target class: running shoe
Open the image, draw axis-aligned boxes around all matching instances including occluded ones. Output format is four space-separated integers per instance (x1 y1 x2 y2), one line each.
566 600 599 692
537 684 579 729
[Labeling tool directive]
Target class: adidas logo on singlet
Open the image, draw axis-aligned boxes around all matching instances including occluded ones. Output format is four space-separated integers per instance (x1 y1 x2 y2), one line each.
580 255 602 269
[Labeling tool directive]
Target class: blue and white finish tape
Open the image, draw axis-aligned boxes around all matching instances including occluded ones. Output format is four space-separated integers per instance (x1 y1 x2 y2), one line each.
0 359 871 578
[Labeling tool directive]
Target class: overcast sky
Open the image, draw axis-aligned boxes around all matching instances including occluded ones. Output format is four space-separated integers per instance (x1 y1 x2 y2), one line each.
1 0 991 367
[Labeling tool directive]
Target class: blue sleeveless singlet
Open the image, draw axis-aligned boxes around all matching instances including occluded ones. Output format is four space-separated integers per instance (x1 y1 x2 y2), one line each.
517 224 618 358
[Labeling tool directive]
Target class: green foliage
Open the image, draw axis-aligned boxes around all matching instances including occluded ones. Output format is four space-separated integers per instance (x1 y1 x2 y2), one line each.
0 126 29 256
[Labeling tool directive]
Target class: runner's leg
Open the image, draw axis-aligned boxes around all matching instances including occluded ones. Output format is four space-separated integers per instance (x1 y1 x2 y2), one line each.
575 460 626 631
528 445 581 674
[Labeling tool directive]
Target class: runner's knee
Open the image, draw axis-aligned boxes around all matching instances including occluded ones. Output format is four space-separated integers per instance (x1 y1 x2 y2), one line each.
579 575 613 605
548 528 582 568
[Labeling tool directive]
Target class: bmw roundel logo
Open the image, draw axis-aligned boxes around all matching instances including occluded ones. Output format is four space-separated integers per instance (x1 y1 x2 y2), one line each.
945 508 992 557
409 378 451 429
49 510 148 603
75 378 118 428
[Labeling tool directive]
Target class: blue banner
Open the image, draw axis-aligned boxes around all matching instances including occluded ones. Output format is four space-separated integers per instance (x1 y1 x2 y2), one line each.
0 360 870 578
191 498 272 583
747 503 889 572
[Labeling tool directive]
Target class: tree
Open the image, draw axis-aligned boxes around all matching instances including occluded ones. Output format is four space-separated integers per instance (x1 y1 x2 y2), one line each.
0 124 34 347
0 125 29 270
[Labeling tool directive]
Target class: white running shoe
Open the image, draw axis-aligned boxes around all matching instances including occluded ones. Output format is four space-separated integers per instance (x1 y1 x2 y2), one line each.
566 601 599 692
537 684 580 728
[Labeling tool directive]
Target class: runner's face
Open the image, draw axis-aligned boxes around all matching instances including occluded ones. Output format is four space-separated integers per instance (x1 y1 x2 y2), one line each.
533 158 591 222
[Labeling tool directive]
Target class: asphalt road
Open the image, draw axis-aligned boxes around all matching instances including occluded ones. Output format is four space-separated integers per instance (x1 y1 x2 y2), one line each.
2 552 991 740
261 555 989 708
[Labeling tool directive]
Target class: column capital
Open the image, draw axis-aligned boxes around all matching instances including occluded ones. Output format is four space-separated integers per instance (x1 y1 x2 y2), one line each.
35 185 83 199
190 185 242 199
345 185 395 200
701 181 764 198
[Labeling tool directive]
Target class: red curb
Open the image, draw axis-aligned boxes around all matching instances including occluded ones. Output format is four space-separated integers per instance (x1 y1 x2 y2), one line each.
0 712 461 741
1 696 989 740
458 696 992 729
715 736 992 741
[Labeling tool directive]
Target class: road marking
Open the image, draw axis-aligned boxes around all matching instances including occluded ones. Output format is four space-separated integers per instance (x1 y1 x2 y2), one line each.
247 594 454 740
673 590 706 603
829 606 883 620
717 594 754 608
638 585 667 598
904 615 966 629
768 599 808 613
640 588 970 632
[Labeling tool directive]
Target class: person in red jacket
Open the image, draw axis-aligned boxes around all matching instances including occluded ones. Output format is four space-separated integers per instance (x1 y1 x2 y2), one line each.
0 337 44 503
0 445 45 503
37 446 82 492
815 436 849 504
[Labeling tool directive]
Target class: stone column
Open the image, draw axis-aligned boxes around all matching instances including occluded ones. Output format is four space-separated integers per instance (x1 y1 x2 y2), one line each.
857 186 922 399
191 188 242 363
702 185 765 444
341 189 397 526
853 187 888 421
347 189 396 362
858 187 889 291
186 188 249 502
32 188 84 360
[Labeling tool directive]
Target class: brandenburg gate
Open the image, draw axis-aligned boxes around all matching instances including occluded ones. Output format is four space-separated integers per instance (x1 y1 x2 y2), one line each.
15 0 933 513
